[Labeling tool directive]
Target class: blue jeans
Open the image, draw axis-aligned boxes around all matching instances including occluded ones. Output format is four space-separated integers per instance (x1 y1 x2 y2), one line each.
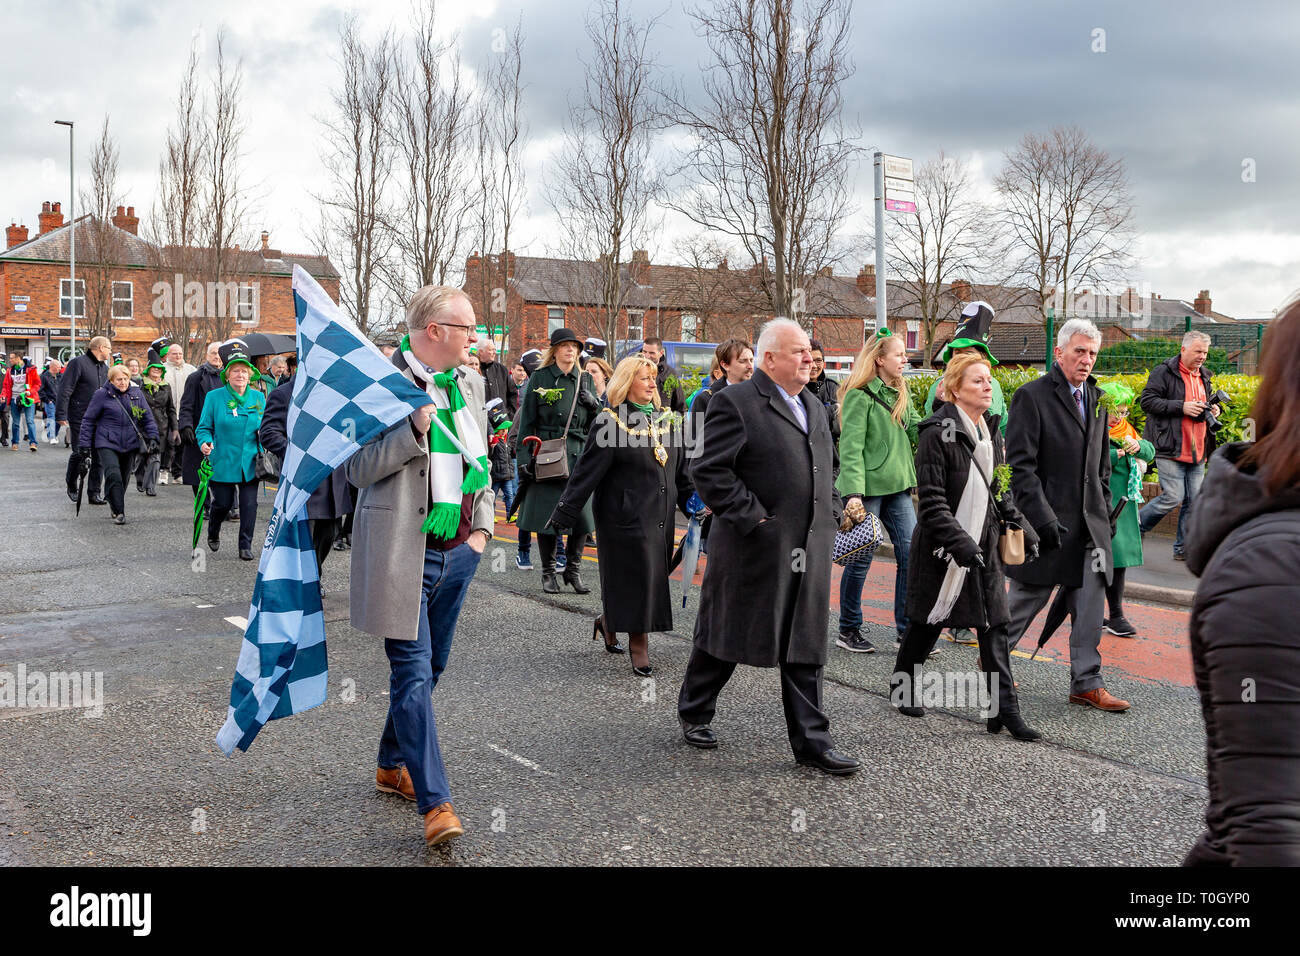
493 477 517 515
1138 457 1205 554
839 490 916 635
9 402 36 445
43 401 57 440
378 543 482 813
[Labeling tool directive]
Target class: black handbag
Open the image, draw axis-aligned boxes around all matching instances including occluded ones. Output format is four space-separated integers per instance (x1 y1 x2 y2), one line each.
254 445 281 481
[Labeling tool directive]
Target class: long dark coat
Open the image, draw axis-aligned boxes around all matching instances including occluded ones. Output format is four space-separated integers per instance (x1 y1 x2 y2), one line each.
515 362 598 535
260 375 353 519
690 369 842 667
550 403 695 632
55 351 108 428
905 403 1039 629
178 363 223 487
1004 362 1114 588
141 381 177 438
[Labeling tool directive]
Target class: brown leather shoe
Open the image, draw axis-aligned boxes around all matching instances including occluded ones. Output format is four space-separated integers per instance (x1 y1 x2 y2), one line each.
423 802 464 845
376 765 416 801
1069 687 1131 712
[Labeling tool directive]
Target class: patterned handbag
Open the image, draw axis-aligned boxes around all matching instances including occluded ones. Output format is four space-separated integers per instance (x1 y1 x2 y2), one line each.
833 510 886 566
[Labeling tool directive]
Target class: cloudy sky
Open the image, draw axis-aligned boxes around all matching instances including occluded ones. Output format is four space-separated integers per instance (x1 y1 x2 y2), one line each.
5 0 1298 318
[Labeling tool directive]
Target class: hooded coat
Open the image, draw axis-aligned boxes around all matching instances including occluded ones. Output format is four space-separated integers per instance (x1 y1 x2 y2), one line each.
905 402 1039 629
1183 442 1300 866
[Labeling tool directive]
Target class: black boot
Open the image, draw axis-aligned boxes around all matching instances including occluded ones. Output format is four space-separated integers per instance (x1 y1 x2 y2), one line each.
562 567 590 594
987 712 1041 742
541 552 559 594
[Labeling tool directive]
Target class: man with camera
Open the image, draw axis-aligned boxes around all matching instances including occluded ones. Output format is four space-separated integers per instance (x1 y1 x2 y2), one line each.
1137 331 1222 561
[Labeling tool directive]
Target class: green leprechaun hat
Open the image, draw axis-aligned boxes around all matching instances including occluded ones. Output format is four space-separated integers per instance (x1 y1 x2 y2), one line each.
145 347 168 376
217 338 261 384
939 300 999 366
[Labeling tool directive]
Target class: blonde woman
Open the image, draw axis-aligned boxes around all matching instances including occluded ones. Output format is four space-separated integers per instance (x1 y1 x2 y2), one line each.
835 328 922 654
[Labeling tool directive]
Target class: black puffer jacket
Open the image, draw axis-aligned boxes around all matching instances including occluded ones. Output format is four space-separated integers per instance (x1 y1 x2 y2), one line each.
1184 442 1300 866
1139 356 1216 462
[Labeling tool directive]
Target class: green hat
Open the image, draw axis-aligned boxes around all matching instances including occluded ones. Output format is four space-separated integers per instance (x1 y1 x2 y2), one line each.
218 339 261 384
1098 381 1135 409
939 301 999 366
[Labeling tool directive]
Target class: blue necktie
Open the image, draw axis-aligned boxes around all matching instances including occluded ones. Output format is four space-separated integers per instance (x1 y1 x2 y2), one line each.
1073 387 1085 420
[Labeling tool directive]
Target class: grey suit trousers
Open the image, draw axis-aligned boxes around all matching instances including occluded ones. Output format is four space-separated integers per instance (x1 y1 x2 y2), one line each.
1006 551 1106 695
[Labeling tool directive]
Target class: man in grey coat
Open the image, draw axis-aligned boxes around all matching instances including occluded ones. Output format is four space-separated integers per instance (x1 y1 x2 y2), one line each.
346 284 495 846
678 318 859 775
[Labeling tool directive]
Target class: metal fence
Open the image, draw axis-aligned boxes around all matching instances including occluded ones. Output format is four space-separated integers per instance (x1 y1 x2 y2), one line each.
1050 316 1266 375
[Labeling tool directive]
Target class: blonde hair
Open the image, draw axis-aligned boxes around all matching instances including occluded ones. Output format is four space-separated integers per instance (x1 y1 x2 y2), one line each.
540 340 582 369
941 352 992 407
842 333 910 426
106 364 132 385
606 356 662 410
406 285 470 330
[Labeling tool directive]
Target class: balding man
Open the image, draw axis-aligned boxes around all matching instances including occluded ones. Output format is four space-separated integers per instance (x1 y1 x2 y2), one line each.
678 318 858 775
57 335 113 504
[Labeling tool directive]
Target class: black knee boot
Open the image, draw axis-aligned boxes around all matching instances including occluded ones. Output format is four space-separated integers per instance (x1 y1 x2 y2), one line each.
561 534 590 593
540 534 559 593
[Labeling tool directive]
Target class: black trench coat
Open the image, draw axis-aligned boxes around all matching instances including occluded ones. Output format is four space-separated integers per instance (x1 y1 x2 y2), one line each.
690 369 842 667
178 363 223 487
550 403 695 632
905 403 1039 629
1004 362 1113 588
515 362 598 535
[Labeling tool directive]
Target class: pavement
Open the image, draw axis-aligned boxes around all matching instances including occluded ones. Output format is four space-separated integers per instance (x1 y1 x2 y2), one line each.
0 446 1208 865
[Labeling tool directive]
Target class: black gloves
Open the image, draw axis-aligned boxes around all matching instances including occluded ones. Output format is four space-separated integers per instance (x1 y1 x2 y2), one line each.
518 460 533 481
180 425 196 445
951 533 984 569
78 450 92 475
148 438 161 455
1035 520 1067 551
576 388 601 413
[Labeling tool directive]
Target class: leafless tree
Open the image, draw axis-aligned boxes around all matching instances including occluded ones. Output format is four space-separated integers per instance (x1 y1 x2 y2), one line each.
995 125 1136 328
666 233 749 343
547 0 665 350
669 0 861 326
79 116 128 339
887 152 1000 368
314 15 396 338
388 0 477 301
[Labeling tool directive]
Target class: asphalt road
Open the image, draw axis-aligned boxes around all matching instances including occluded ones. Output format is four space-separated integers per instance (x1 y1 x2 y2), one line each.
0 446 1207 865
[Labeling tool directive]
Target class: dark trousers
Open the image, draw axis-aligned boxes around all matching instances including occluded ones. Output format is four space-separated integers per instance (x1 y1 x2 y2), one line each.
677 645 833 759
309 517 342 572
67 422 104 498
892 620 1020 717
162 437 183 478
96 447 134 515
210 480 258 550
1106 567 1127 617
538 532 581 570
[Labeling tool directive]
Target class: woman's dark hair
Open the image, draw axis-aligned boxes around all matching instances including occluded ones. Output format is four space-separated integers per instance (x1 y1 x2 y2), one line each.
715 338 751 367
1242 298 1300 493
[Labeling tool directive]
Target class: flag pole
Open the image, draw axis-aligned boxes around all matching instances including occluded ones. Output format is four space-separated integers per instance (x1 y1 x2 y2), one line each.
429 412 486 472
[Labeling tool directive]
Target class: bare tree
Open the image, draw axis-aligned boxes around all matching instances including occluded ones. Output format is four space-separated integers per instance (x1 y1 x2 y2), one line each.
995 125 1136 328
388 0 477 301
547 0 665 350
315 15 396 338
667 233 748 343
79 117 127 339
670 0 860 326
887 152 999 368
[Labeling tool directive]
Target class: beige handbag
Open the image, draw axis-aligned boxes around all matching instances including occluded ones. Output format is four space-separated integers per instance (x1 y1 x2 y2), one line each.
969 451 1027 566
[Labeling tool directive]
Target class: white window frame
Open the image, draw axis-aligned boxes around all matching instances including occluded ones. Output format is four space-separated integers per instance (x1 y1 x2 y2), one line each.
236 283 259 324
112 280 133 319
680 313 698 343
547 306 565 337
60 278 85 319
905 320 919 351
627 310 644 341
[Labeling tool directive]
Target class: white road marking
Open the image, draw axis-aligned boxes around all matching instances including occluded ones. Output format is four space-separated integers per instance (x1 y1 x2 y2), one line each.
196 604 214 609
486 743 554 776
224 615 248 630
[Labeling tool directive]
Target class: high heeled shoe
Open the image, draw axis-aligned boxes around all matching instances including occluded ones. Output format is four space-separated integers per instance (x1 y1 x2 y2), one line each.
593 615 624 654
628 633 652 677
987 713 1042 742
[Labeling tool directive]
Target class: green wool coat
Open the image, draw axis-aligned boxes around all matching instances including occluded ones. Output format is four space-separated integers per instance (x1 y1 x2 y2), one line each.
196 383 266 483
836 377 920 499
515 362 598 535
924 376 1007 435
1110 436 1155 568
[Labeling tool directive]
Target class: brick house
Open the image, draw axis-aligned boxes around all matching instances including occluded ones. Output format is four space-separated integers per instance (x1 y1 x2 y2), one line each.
1 201 339 365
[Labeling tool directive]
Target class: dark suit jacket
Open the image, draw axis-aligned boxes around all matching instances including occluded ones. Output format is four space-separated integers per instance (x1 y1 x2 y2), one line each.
1004 362 1113 588
260 375 352 519
690 369 842 666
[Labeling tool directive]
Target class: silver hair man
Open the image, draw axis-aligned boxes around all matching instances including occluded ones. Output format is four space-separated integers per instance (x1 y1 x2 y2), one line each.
1056 318 1102 349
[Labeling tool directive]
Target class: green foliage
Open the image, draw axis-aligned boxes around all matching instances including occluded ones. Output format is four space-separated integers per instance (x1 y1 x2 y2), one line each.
993 463 1012 498
665 367 706 399
1091 371 1260 449
1095 338 1231 374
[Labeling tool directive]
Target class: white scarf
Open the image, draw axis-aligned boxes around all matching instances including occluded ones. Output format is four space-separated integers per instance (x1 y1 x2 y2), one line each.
928 405 993 624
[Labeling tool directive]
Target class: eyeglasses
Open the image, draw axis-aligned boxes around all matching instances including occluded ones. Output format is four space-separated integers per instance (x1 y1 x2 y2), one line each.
436 322 477 335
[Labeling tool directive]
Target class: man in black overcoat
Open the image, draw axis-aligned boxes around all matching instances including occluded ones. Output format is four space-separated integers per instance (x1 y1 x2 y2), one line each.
56 335 113 504
178 342 225 503
678 318 859 774
1004 319 1129 712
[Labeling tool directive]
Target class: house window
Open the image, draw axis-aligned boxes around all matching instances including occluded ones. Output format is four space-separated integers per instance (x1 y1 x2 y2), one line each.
60 278 85 318
236 283 258 323
905 320 919 351
680 313 698 343
627 310 644 341
547 306 565 337
112 281 133 318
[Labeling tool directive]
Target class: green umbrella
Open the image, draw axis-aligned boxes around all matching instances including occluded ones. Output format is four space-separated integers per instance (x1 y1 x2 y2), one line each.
191 457 213 550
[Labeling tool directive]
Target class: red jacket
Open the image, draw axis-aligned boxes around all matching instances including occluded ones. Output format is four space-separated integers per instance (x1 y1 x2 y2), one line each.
2 366 41 405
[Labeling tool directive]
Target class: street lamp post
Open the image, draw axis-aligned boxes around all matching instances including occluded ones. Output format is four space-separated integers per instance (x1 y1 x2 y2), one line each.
55 120 75 360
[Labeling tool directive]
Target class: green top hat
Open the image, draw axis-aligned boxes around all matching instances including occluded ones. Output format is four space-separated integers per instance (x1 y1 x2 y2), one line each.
217 338 261 384
939 300 999 366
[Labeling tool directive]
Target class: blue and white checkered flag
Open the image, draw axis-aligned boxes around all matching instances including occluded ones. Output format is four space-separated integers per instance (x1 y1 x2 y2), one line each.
216 265 431 755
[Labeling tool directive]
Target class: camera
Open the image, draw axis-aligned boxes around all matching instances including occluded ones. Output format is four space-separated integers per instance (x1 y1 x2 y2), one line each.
1203 389 1230 432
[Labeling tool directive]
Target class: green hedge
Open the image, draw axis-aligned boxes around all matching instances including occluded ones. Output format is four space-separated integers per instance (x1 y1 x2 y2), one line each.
1095 338 1232 374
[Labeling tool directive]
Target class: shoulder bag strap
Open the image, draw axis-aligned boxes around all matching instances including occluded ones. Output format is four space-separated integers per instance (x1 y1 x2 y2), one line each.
114 390 152 448
558 372 582 441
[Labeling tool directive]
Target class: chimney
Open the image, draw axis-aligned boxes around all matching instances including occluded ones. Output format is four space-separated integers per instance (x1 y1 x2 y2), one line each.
6 222 29 248
261 230 270 251
111 204 139 235
258 230 281 258
717 257 728 271
38 200 64 235
630 248 650 284
856 263 876 297
950 279 972 303
503 249 516 280
1194 289 1212 317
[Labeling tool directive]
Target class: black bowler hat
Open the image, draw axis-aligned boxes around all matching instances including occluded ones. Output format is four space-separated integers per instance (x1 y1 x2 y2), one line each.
218 338 261 383
549 327 582 348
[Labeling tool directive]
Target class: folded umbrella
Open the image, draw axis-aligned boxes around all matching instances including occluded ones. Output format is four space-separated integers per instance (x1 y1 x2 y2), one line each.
507 436 543 522
1030 586 1072 661
191 457 213 550
678 511 703 608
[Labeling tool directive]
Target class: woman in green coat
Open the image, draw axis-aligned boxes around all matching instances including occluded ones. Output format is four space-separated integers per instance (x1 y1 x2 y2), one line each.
834 328 923 654
196 341 266 560
515 328 602 593
1100 381 1155 638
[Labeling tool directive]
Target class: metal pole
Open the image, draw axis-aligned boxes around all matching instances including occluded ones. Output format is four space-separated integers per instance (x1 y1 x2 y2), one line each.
873 151 886 335
1045 306 1055 369
55 120 76 359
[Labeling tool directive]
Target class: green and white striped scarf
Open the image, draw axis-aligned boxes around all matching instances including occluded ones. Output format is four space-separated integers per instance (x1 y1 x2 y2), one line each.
400 336 490 538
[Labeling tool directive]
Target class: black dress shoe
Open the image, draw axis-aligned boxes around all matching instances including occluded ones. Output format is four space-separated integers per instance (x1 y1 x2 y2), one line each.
795 749 862 775
67 489 78 503
239 548 254 561
227 509 240 522
680 720 718 749
896 705 926 718
593 616 624 653
562 568 590 594
88 495 107 506
208 537 220 553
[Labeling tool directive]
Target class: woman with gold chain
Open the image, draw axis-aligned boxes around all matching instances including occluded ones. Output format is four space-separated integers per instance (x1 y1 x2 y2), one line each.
550 356 703 677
